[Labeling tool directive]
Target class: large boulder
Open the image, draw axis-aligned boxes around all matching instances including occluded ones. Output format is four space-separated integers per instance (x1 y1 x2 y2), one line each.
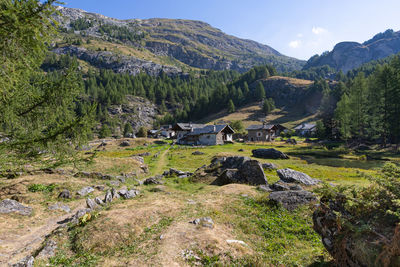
269 190 317 210
210 157 268 186
252 148 289 159
277 168 320 185
0 199 32 216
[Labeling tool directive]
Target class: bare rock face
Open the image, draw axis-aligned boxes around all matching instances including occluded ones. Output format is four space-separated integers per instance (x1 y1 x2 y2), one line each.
268 190 317 210
252 148 289 159
10 255 34 267
0 199 32 216
276 168 320 185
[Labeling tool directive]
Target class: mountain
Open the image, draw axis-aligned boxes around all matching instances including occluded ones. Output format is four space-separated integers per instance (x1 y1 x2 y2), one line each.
303 29 400 72
53 7 304 75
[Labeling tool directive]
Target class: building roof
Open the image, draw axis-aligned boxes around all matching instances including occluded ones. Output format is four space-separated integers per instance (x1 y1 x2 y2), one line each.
294 123 316 130
246 124 275 131
186 125 234 136
173 123 205 131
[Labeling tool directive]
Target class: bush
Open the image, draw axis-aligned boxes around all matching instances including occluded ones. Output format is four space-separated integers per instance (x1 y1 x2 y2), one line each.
136 126 147 137
28 183 56 193
230 120 244 132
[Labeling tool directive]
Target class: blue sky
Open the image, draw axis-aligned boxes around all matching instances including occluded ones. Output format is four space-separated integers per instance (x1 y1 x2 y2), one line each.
59 0 400 60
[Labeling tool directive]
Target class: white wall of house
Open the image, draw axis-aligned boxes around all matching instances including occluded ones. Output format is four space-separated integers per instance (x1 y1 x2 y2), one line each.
199 134 218 146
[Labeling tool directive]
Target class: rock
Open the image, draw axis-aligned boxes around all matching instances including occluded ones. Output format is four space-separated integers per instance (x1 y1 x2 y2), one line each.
119 140 131 147
109 180 120 186
143 175 164 185
0 199 32 216
269 190 317 210
36 240 57 259
76 186 94 197
86 198 98 210
262 162 278 170
94 185 105 191
269 182 291 191
58 189 71 199
131 156 144 164
11 255 34 267
111 188 120 199
118 189 140 199
277 168 320 185
252 148 289 159
104 190 113 203
168 168 186 176
238 149 244 152
226 239 247 246
116 176 126 183
71 208 92 222
190 217 214 229
285 138 297 145
212 158 268 186
94 197 104 206
192 151 205 155
290 184 303 191
137 152 151 157
48 203 70 213
258 184 272 192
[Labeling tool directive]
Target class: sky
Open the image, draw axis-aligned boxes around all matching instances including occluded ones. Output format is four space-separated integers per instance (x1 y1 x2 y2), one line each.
58 0 400 60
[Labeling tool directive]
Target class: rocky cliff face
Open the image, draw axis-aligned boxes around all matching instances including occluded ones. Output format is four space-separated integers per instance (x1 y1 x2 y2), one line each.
54 6 304 73
53 46 181 76
107 96 158 135
304 29 400 72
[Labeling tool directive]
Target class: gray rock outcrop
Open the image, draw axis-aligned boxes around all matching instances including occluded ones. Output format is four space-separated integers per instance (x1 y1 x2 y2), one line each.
252 148 289 159
0 199 32 216
269 190 317 210
277 168 320 185
76 186 95 197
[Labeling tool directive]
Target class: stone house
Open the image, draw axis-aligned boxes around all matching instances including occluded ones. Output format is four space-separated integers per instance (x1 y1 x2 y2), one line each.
246 124 286 142
172 123 205 142
159 125 175 138
175 124 235 145
294 123 316 136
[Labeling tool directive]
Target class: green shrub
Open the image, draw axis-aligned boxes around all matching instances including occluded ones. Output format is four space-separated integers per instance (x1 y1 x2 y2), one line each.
28 183 56 193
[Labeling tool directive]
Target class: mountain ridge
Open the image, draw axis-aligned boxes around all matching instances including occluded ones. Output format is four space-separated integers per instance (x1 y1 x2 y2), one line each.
53 6 304 74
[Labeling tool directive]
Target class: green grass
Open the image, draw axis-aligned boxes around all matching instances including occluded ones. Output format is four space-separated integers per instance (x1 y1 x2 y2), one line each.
28 183 56 193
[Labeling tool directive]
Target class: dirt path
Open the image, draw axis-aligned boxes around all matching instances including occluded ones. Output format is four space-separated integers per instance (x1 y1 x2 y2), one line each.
153 146 170 175
0 205 84 266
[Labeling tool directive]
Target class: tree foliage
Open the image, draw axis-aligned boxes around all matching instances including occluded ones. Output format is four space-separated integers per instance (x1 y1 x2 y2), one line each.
0 0 92 169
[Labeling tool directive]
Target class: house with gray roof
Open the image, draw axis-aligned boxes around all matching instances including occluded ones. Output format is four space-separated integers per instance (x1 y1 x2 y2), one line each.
246 124 286 142
174 124 235 145
294 123 316 136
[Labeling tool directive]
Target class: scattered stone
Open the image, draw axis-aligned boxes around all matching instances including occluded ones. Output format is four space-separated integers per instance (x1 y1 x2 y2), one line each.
72 208 92 222
86 198 98 210
285 138 297 145
258 184 272 192
76 186 94 197
269 190 317 210
116 176 126 183
226 239 247 246
109 180 120 187
277 168 320 185
181 249 201 261
238 149 244 152
93 185 105 191
252 148 289 159
119 140 131 147
269 182 291 191
187 199 197 205
131 156 144 164
143 175 164 185
94 197 104 206
137 152 151 157
104 190 113 203
11 255 34 267
111 188 120 199
48 203 70 213
159 234 164 240
262 162 278 170
0 199 32 216
190 217 214 229
118 189 140 199
192 151 205 155
36 240 57 259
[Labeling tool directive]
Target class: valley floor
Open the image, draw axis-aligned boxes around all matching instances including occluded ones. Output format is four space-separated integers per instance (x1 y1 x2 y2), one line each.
1 138 395 266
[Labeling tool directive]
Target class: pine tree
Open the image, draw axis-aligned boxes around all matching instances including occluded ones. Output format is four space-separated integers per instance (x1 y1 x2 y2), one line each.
262 99 271 115
123 123 133 137
255 82 266 101
335 93 352 140
227 99 235 113
0 0 92 168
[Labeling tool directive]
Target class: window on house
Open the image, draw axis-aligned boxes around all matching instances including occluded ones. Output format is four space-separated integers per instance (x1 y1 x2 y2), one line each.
257 132 262 137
